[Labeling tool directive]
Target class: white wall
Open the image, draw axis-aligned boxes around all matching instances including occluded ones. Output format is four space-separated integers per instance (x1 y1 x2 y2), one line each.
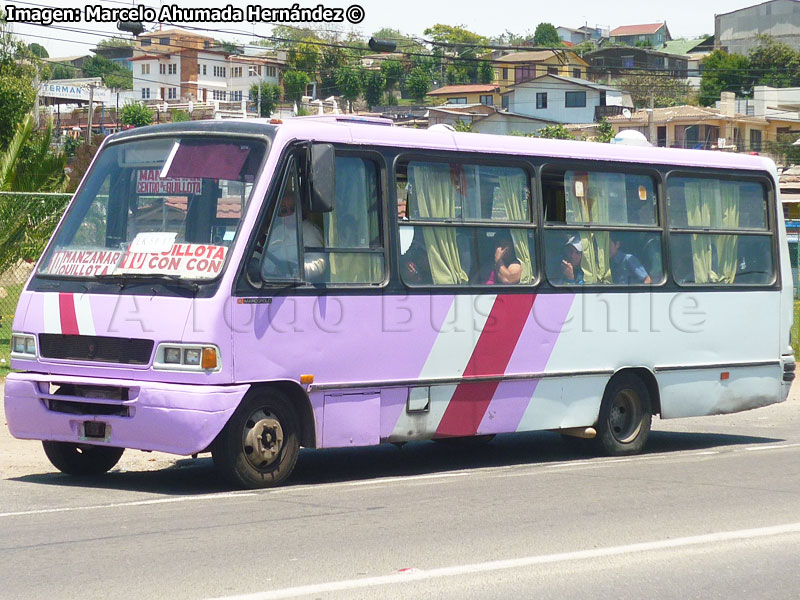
509 81 601 123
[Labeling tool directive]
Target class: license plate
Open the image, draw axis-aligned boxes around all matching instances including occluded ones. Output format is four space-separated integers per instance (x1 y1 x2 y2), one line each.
83 421 106 439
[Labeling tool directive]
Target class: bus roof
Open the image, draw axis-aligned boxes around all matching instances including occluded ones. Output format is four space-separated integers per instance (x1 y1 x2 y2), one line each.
111 117 777 175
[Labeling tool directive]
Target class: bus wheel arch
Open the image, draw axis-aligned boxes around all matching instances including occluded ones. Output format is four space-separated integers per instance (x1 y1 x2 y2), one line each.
247 381 317 449
212 386 302 488
594 369 657 456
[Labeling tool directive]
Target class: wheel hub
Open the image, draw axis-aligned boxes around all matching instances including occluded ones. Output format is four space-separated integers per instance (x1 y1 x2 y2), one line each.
609 389 642 444
243 410 284 469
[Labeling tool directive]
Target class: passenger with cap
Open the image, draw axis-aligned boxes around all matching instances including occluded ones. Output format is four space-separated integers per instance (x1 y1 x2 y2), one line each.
560 235 585 284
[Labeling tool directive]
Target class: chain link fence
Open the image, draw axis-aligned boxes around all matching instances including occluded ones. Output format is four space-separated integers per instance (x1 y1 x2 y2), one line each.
0 192 71 372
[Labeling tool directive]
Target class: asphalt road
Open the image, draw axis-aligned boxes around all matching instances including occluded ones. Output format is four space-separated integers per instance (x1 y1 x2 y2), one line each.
2 382 800 599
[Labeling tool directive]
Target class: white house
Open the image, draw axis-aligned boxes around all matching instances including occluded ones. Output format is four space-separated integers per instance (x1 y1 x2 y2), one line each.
501 74 633 124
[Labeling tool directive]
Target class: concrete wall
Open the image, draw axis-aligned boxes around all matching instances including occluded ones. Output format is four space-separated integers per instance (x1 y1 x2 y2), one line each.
716 0 800 54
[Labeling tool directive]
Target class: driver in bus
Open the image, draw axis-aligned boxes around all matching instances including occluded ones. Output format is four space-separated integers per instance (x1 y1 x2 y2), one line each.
559 235 585 284
260 186 326 282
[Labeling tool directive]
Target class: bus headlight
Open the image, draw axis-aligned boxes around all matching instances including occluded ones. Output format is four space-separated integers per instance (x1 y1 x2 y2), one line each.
11 333 37 359
154 343 220 372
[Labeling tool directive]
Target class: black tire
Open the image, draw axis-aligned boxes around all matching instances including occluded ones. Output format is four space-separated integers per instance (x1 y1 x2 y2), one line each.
42 441 124 476
212 390 300 489
594 373 652 456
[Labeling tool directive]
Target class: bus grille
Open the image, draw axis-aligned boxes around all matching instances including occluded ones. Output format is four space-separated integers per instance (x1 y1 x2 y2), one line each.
38 334 154 365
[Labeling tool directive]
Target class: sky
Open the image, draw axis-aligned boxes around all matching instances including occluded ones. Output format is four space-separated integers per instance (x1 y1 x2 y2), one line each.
3 0 767 58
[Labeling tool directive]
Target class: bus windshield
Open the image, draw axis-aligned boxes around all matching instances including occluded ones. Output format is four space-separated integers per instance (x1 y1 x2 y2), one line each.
38 136 268 281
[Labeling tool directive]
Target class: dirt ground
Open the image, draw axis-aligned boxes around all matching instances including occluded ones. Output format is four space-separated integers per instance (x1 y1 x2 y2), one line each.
0 381 184 479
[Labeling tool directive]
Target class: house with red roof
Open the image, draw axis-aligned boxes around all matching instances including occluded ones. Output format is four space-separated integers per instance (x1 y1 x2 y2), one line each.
609 23 671 47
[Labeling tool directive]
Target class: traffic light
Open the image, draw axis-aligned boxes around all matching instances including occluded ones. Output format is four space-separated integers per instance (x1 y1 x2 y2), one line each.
117 21 145 36
368 38 396 53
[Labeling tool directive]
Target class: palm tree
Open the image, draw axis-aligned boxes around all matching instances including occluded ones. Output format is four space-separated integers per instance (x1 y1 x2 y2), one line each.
0 113 69 272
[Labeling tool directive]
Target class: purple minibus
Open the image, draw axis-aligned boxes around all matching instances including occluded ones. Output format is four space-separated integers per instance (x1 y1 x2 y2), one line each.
4 117 794 488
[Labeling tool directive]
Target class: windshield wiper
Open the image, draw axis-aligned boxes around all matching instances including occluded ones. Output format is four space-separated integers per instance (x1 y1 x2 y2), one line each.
94 273 200 292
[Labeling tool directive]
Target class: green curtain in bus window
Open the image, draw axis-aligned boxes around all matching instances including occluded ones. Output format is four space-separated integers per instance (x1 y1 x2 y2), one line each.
684 179 740 283
324 158 382 283
499 170 533 284
564 172 613 284
716 181 741 283
411 163 468 284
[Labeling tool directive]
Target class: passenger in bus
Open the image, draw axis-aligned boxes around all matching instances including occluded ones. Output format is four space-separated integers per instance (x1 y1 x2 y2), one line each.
558 235 585 284
260 187 326 282
609 232 651 284
401 233 432 285
485 231 521 284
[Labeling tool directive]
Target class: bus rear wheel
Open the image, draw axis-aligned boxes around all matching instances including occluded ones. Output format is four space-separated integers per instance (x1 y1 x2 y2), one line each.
212 390 300 489
595 374 652 456
42 441 124 475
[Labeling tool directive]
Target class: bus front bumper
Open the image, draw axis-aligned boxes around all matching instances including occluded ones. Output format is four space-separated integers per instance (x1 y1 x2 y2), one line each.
4 372 250 456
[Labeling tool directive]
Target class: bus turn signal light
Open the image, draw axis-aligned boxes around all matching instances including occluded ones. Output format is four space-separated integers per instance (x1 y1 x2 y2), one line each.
720 371 730 380
201 347 217 369
300 374 314 384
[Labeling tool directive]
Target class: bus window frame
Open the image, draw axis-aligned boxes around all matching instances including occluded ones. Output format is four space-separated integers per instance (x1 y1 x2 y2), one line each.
539 161 668 289
392 151 539 290
234 143 391 295
663 169 780 290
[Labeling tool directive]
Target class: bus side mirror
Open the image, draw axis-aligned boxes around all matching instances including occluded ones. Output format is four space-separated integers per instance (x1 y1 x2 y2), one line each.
307 143 335 213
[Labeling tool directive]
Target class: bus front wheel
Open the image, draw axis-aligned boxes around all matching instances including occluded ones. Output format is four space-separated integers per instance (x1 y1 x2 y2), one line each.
595 374 652 456
42 441 124 475
212 390 300 489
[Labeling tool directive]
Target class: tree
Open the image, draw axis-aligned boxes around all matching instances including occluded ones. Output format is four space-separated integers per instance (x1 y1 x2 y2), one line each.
336 66 362 112
748 35 800 88
532 23 561 47
288 40 320 73
318 44 347 97
283 69 310 105
405 66 431 103
634 40 653 49
97 37 134 48
594 118 615 143
699 50 751 106
249 82 281 117
26 43 48 58
0 13 37 150
1 114 66 192
453 119 473 132
120 102 153 128
371 27 427 54
424 24 487 84
537 124 574 139
619 73 692 108
0 114 68 272
50 63 78 80
82 55 132 89
380 59 405 93
363 70 385 108
478 59 495 85
67 134 104 192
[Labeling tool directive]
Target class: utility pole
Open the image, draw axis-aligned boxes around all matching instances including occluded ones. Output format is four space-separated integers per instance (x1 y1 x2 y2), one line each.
86 83 95 143
258 78 262 118
647 91 655 144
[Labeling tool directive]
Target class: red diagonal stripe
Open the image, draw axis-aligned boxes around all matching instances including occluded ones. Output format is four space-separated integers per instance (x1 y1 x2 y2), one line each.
435 293 536 438
58 293 79 335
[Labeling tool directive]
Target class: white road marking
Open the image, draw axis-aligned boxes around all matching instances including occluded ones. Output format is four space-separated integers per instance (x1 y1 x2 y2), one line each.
744 443 800 451
0 492 255 518
206 522 800 600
